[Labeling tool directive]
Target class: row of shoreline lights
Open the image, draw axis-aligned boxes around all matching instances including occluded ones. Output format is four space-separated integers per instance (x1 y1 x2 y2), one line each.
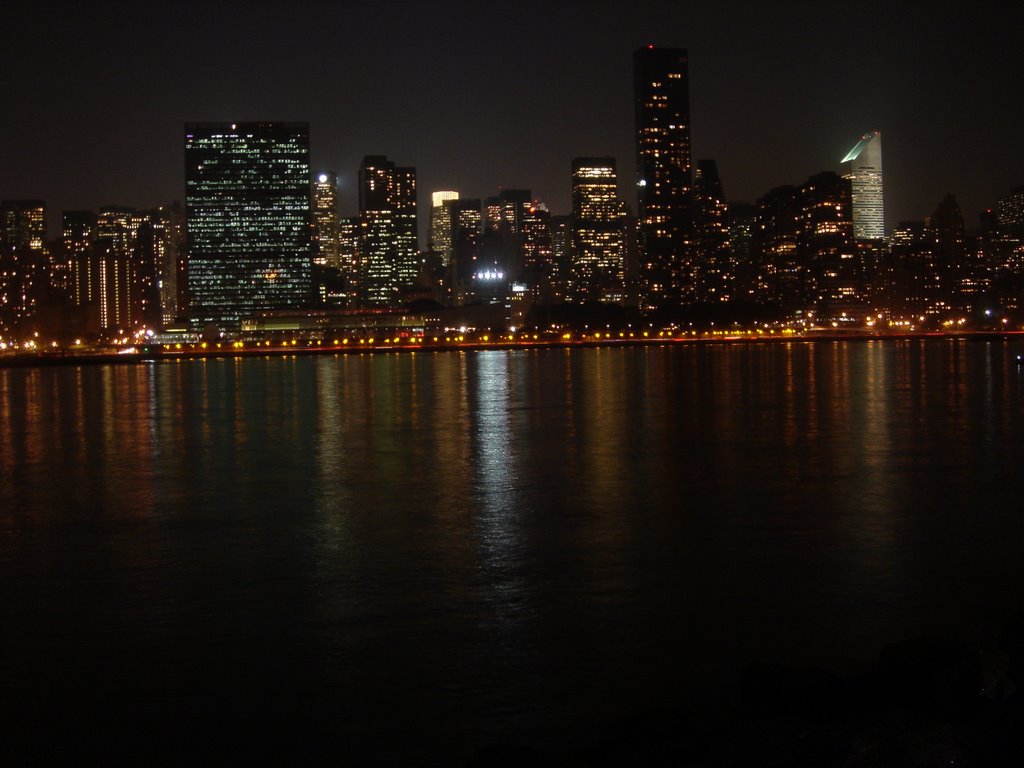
156 329 808 352
5 316 1021 352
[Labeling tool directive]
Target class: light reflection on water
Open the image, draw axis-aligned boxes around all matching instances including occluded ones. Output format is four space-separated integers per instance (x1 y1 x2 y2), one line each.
2 340 1024 759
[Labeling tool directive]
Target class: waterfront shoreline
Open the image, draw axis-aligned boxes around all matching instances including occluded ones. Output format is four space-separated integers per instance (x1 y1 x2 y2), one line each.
2 330 1023 369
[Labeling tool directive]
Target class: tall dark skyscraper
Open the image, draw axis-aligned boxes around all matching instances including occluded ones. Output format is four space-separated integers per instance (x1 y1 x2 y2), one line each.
184 122 312 331
446 197 482 297
693 159 732 302
634 46 693 308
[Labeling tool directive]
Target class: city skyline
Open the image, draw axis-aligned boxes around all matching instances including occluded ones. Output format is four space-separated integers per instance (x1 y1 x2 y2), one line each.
2 2 1021 242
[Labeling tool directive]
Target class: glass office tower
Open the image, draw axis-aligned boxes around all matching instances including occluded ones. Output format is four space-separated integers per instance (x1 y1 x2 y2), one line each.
185 122 312 331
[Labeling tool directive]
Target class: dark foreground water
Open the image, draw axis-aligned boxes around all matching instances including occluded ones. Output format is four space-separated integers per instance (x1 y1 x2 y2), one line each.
2 340 1024 763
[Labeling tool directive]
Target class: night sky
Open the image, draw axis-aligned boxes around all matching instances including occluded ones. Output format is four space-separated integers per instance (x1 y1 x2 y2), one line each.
2 1 1022 240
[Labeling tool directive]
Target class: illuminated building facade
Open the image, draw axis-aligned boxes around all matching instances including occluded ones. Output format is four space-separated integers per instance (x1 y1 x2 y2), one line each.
102 208 142 330
446 198 482 294
338 215 359 306
429 190 459 263
67 206 178 333
521 203 553 302
693 160 733 302
185 122 312 331
0 200 47 338
93 207 149 332
841 130 884 240
996 186 1024 233
571 157 627 303
312 171 340 269
800 172 861 322
634 46 693 306
885 221 933 315
67 211 98 317
727 202 758 302
484 189 531 236
550 215 573 301
153 202 186 325
358 155 417 307
753 186 803 312
928 193 968 313
479 189 533 296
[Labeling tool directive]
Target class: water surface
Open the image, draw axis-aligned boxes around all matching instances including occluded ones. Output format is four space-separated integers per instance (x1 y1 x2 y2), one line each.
2 340 1023 761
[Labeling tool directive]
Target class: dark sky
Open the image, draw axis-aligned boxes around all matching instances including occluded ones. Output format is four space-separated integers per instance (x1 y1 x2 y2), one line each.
2 0 1022 241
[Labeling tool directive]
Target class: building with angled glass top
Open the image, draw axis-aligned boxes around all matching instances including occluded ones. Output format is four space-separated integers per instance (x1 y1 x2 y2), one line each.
841 130 884 240
185 122 312 331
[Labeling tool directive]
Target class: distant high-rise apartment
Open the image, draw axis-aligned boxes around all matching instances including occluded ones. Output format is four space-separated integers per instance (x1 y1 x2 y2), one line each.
312 171 340 269
571 157 627 303
841 130 884 240
634 45 693 306
184 122 312 331
357 155 417 307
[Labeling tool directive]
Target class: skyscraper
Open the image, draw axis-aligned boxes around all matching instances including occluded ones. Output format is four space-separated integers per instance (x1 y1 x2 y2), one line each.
634 46 693 306
312 171 340 269
94 206 150 332
429 190 459 262
693 159 733 302
446 197 482 297
338 215 359 306
571 157 627 303
0 200 47 339
185 122 312 331
357 155 417 307
521 203 554 303
152 202 186 326
928 193 968 313
841 130 884 240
